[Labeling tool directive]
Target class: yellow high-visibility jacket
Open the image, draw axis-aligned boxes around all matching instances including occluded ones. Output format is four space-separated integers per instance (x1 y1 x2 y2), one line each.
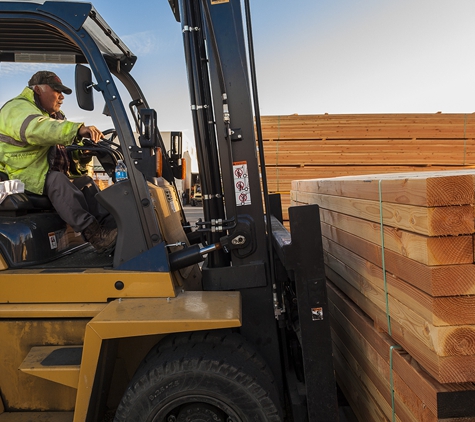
0 87 83 194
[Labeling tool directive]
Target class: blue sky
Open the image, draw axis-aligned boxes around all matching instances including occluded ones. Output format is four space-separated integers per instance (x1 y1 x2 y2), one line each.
1 0 475 148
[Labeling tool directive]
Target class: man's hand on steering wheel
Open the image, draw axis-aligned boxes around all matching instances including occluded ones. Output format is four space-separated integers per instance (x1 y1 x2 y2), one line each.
78 125 104 143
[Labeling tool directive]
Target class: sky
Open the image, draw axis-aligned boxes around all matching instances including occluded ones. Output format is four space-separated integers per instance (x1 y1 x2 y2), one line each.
1 0 475 151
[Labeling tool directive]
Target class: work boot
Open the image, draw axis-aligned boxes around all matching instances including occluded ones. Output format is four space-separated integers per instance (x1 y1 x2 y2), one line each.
82 220 117 254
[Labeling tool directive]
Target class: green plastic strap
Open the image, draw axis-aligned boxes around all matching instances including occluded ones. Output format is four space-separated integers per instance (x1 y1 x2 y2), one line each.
389 345 402 422
380 182 402 421
463 114 467 165
378 179 392 335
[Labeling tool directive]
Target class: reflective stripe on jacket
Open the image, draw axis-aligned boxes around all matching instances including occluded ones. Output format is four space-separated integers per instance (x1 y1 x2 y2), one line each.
0 87 83 194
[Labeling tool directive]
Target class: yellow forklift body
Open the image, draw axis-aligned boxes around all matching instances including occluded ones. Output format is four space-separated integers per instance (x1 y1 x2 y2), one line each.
148 179 202 288
79 291 243 421
0 303 107 319
0 269 177 303
0 255 7 270
0 413 73 421
0 318 85 412
0 291 241 419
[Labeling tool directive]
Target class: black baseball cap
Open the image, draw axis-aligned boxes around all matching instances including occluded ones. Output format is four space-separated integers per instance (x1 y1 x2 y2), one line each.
28 71 72 95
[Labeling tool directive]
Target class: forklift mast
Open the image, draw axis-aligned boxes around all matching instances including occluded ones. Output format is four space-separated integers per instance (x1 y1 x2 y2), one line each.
175 0 269 288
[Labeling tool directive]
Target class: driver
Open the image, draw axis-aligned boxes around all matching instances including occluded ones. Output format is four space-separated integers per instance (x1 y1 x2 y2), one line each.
0 70 117 253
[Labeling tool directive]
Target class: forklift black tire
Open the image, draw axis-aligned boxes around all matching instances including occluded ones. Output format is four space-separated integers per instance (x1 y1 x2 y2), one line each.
113 338 283 422
134 330 278 395
127 330 281 416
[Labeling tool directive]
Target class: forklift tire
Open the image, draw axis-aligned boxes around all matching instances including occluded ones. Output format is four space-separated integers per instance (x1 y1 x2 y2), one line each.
114 332 283 422
136 330 277 387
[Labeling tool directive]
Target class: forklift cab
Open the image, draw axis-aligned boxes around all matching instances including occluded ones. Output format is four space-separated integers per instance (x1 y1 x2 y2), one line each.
0 3 188 273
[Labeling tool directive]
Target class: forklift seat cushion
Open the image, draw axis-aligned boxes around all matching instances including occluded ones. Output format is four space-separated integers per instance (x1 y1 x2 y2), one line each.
0 172 53 211
0 193 33 212
22 192 53 210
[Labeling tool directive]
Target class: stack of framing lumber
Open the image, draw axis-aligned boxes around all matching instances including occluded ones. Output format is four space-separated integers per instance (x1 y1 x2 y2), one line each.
329 282 475 422
290 170 475 421
260 113 475 221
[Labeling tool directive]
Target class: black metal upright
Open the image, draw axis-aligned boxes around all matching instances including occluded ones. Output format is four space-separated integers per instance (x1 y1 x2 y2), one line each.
288 204 339 421
201 0 269 275
178 0 228 268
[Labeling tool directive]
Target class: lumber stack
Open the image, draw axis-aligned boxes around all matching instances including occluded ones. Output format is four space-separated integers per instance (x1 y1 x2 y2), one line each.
290 170 475 421
329 281 475 422
260 113 475 222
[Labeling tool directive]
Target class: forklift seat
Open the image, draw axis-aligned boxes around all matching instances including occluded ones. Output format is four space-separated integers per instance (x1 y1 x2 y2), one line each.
0 171 53 212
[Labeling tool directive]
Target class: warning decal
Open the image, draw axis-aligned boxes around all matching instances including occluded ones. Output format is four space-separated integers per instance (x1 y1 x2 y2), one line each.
233 161 251 206
48 232 58 249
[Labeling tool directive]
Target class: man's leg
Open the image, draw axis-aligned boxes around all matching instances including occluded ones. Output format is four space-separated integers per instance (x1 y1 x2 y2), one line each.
44 171 117 252
44 171 94 232
71 175 116 229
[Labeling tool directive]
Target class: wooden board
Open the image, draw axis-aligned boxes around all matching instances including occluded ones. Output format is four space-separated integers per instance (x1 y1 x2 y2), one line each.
262 139 475 166
327 269 475 383
260 113 475 140
321 222 475 297
332 317 432 422
266 165 474 194
290 191 474 236
322 225 475 327
333 338 395 422
328 281 475 419
291 170 475 206
319 209 473 266
323 238 475 337
333 348 391 422
261 113 475 229
261 113 475 226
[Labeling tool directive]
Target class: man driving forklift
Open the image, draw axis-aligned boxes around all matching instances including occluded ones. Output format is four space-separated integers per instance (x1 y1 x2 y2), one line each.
0 70 117 253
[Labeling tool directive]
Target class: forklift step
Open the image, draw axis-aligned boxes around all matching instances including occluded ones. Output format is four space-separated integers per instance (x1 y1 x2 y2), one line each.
19 346 82 389
0 412 73 421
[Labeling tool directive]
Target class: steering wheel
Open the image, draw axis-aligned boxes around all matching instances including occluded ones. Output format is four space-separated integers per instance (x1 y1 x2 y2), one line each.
67 128 124 181
101 128 119 145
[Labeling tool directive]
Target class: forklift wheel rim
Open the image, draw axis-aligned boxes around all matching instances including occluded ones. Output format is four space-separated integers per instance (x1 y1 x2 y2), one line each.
151 393 241 422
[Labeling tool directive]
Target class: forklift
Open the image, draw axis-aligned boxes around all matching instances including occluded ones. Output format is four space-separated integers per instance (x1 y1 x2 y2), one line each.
0 1 339 421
